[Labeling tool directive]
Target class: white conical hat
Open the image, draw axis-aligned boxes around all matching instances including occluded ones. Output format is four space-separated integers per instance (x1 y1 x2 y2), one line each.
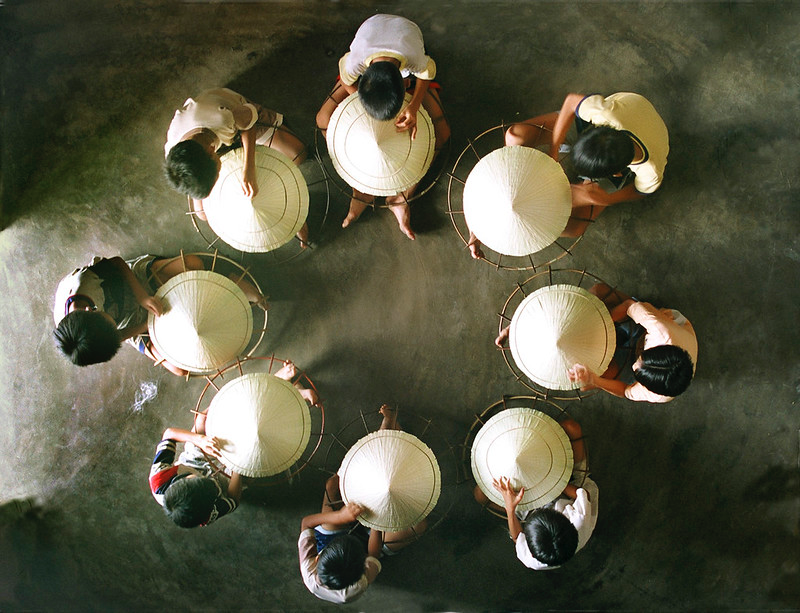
471 407 573 511
463 146 571 256
147 270 253 373
326 93 435 196
338 430 441 531
509 284 615 390
203 146 309 253
204 372 311 477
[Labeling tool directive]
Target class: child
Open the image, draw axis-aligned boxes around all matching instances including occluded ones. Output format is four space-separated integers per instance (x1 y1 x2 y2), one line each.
298 405 425 603
53 253 267 376
164 88 309 245
316 14 450 240
475 419 598 569
149 411 241 528
567 283 697 403
501 92 668 238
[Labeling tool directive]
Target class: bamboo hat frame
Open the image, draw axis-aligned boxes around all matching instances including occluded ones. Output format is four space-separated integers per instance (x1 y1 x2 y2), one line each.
326 92 435 197
470 407 573 511
463 146 571 256
203 147 309 253
204 372 312 478
447 124 583 271
338 429 441 532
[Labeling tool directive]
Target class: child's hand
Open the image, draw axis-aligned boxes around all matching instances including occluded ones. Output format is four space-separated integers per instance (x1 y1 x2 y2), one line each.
395 108 418 139
492 476 524 511
241 168 259 199
567 364 595 390
196 434 223 459
140 295 163 317
339 502 364 523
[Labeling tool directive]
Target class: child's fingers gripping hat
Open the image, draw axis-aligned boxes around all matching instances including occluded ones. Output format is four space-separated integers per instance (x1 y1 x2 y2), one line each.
326 93 435 196
203 147 309 253
509 284 616 390
338 430 441 532
148 270 253 374
204 372 312 477
463 146 571 256
471 407 573 511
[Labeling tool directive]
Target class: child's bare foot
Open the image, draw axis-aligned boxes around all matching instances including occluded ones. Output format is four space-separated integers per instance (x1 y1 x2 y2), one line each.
378 404 399 430
467 233 484 259
342 193 371 228
299 388 319 406
387 201 415 240
296 222 310 249
275 360 298 381
495 325 510 348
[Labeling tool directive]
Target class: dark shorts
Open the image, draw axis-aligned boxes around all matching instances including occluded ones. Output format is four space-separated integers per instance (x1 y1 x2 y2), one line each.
313 523 370 553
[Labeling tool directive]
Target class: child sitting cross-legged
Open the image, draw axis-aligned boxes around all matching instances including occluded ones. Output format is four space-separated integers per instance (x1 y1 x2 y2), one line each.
149 411 242 528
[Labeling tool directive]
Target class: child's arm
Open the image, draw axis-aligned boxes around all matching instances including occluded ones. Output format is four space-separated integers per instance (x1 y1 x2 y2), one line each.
300 501 364 531
240 125 259 198
567 364 629 398
550 93 584 159
571 181 643 207
161 427 223 460
395 79 430 140
107 256 163 317
492 477 524 540
226 471 243 502
610 298 636 323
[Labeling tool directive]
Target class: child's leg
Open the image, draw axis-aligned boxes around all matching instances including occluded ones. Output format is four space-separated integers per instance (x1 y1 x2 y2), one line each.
561 204 602 238
421 88 451 155
275 360 319 405
263 124 307 165
505 111 559 148
342 190 373 228
473 484 506 514
589 282 632 312
143 340 190 377
382 518 428 552
559 419 585 464
150 254 204 286
495 325 510 347
377 404 400 431
316 81 349 135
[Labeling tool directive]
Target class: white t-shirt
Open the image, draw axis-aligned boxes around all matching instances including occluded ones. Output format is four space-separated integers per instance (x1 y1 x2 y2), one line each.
576 92 668 194
515 477 599 570
338 14 436 86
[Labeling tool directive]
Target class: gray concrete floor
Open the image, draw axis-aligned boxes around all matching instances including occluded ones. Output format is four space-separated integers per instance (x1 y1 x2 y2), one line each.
1 1 799 611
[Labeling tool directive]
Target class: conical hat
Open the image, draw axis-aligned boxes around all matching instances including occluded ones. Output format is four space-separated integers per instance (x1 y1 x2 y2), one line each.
509 284 615 390
148 270 253 373
471 407 573 511
463 146 571 256
203 147 309 253
326 93 435 196
338 430 441 531
204 373 311 477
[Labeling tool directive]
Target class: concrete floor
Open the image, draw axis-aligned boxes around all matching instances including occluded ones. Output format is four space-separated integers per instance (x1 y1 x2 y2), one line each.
1 1 799 611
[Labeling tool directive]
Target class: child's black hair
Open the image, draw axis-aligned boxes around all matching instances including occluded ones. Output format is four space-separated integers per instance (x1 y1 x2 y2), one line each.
163 476 219 528
358 61 405 121
572 125 635 179
53 310 121 366
316 534 367 589
634 345 694 397
523 507 579 567
164 140 219 199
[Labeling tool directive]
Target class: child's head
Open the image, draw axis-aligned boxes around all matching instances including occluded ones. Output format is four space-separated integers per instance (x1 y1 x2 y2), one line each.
53 310 121 366
164 140 219 199
633 345 694 397
163 475 220 528
316 534 367 590
358 61 405 121
572 126 635 179
523 507 579 567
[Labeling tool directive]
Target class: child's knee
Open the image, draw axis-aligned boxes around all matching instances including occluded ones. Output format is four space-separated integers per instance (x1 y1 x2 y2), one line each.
560 419 582 440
